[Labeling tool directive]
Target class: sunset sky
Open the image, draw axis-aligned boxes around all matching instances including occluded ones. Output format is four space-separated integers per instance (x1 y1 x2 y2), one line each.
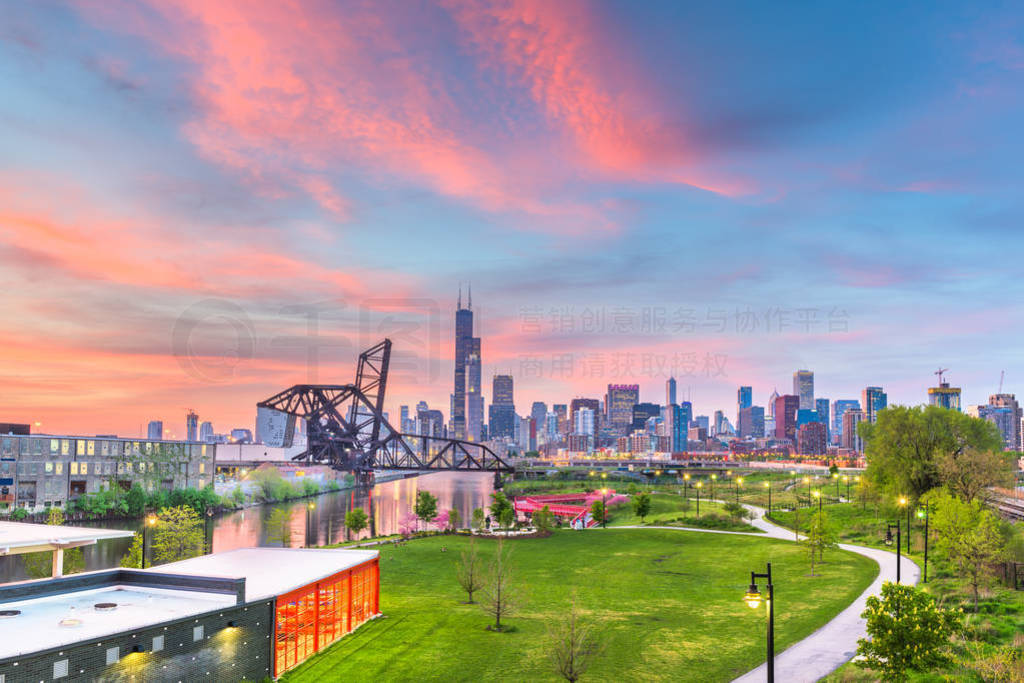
2 1 1023 437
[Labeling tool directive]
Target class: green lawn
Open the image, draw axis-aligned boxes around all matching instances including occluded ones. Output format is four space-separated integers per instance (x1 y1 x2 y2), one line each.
283 529 878 682
606 493 759 532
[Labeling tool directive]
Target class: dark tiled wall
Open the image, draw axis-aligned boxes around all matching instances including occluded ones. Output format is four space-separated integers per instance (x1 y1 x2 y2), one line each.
0 600 274 683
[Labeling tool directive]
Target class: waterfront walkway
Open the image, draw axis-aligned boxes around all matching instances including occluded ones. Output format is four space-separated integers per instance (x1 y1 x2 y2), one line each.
619 502 920 683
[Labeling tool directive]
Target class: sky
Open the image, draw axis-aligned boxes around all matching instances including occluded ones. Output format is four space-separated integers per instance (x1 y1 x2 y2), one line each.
2 0 1024 437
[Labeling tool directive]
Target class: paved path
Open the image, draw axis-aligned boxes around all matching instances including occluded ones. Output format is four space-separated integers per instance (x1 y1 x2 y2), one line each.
618 502 920 683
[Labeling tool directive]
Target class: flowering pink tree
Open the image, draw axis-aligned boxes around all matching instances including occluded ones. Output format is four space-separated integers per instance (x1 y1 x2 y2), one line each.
398 511 419 539
432 509 450 531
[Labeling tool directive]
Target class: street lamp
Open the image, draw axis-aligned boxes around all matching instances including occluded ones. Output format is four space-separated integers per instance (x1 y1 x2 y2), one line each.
803 476 811 505
695 482 702 517
884 520 902 584
742 562 775 683
832 472 840 499
142 514 157 569
735 477 744 504
763 480 771 514
600 487 609 528
842 475 850 500
897 496 910 553
205 506 214 555
917 504 930 583
306 501 316 548
812 489 822 520
710 473 717 501
683 473 690 499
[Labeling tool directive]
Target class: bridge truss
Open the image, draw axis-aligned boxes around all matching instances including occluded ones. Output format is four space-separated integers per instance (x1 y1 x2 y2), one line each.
257 339 513 475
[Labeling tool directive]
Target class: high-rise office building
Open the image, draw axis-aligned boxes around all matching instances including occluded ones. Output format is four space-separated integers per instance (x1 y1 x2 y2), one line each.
666 377 677 407
488 376 516 440
986 394 1021 450
797 421 827 455
694 415 709 432
553 404 568 436
199 421 214 443
605 384 640 435
793 370 814 410
667 403 688 452
147 420 163 441
737 386 752 432
631 403 661 432
862 386 887 423
574 407 595 436
767 389 780 418
831 400 859 445
815 398 830 441
530 402 548 430
570 398 601 436
738 406 765 439
399 405 411 434
774 394 800 442
842 409 866 451
186 411 199 442
451 286 481 440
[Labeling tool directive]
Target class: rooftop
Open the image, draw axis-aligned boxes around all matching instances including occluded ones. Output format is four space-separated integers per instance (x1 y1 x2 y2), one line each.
147 547 378 601
0 584 236 659
0 521 134 556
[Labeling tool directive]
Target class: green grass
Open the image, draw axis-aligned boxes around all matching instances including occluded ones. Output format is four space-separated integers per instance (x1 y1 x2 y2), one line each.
606 493 760 532
283 529 878 682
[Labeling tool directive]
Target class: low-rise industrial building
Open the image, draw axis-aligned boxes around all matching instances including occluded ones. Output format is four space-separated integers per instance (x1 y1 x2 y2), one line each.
0 547 380 681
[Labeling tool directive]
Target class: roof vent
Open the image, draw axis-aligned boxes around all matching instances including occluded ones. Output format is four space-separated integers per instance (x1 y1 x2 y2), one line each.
0 610 20 618
94 602 118 611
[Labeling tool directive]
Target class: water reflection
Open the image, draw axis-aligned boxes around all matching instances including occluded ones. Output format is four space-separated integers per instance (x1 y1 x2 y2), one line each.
1 471 494 582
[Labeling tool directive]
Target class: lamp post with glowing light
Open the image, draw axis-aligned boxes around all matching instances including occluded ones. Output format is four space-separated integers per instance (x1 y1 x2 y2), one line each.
735 477 744 504
764 480 772 514
695 481 702 516
743 562 775 683
683 473 691 499
842 475 850 500
306 501 316 548
897 496 910 553
710 473 717 501
832 472 840 499
812 489 822 522
204 506 214 555
917 503 930 583
885 520 902 584
803 476 811 505
142 514 157 569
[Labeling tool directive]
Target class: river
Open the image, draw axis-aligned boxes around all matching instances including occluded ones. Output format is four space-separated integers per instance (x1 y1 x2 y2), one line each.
0 471 495 583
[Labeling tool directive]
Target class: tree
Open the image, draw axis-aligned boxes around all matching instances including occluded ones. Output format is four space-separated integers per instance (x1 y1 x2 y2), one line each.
481 539 518 631
448 507 461 531
455 538 486 604
631 492 652 522
414 490 439 530
928 490 1008 611
498 506 515 532
856 582 961 681
803 511 838 576
266 508 293 547
125 485 148 517
861 405 1004 500
150 506 204 565
723 501 748 523
120 533 144 568
589 499 607 526
533 505 554 533
547 592 603 682
489 492 512 526
344 508 368 539
472 507 486 531
938 446 1014 503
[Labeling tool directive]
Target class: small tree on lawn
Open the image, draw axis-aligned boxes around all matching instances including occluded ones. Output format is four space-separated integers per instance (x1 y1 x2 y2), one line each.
150 506 204 565
472 507 486 531
498 506 515 532
455 538 486 604
929 491 1008 611
489 492 512 527
548 592 603 682
414 490 439 531
266 507 293 547
533 505 554 533
802 512 837 576
120 533 144 569
627 491 648 522
856 582 961 681
589 499 607 526
481 539 518 631
448 507 461 531
344 508 368 540
723 501 747 523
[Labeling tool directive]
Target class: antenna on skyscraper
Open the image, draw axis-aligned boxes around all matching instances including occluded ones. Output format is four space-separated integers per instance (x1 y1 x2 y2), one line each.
468 282 472 310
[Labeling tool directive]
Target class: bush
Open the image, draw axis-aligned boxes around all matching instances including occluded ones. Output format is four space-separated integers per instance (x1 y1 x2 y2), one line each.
302 479 320 497
10 507 28 521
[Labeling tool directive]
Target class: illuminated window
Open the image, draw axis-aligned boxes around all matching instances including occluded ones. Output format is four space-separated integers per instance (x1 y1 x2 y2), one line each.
199 463 205 474
53 659 68 679
76 441 85 456
45 462 53 474
80 462 88 475
193 625 204 641
50 439 59 454
70 462 78 475
61 440 70 456
152 635 164 652
87 441 95 455
105 647 119 665
55 463 63 475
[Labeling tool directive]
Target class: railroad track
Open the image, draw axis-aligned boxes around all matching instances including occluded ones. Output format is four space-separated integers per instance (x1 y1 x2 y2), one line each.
993 496 1024 521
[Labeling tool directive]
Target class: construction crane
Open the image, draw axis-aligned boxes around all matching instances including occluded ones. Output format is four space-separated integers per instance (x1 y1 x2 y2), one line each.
934 368 948 385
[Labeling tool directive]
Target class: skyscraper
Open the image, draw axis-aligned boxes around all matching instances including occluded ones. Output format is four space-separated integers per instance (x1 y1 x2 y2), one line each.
737 386 752 433
862 386 887 423
451 286 482 440
815 398 830 441
793 370 814 410
797 421 827 455
738 406 765 439
570 398 601 436
552 404 568 435
928 382 962 411
666 377 677 407
987 394 1021 450
767 389 780 418
186 410 198 442
199 421 214 443
842 409 866 451
530 402 548 431
147 420 163 441
774 394 800 442
831 400 859 445
488 375 516 439
631 403 661 432
605 384 640 435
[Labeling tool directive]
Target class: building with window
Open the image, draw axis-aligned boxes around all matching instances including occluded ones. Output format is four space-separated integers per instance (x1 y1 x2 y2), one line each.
0 434 213 512
0 548 379 682
862 386 887 423
793 370 814 410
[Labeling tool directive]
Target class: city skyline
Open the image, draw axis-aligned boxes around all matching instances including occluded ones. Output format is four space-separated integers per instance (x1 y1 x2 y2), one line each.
3 1 1024 435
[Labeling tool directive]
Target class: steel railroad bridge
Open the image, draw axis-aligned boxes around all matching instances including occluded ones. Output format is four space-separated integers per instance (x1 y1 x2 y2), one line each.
257 339 513 484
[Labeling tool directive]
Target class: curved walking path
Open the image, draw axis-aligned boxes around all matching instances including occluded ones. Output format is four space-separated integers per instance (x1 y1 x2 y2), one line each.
618 501 920 683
